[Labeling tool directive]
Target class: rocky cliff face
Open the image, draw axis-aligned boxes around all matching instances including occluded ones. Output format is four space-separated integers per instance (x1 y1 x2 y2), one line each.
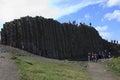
1 16 106 60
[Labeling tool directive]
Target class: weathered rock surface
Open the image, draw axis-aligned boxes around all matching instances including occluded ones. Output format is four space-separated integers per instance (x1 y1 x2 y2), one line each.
1 16 106 60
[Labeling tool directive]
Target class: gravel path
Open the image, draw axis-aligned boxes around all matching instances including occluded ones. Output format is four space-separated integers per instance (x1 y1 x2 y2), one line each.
87 62 120 80
0 45 19 80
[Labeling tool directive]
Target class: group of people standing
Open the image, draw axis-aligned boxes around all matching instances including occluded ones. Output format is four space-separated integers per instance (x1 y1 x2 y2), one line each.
88 50 112 62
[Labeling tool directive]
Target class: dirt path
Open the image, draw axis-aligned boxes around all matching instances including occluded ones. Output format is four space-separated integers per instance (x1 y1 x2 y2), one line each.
87 62 119 80
0 46 19 80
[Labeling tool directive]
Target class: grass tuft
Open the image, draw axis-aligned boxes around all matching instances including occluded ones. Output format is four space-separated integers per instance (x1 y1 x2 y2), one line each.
109 57 120 76
11 54 18 60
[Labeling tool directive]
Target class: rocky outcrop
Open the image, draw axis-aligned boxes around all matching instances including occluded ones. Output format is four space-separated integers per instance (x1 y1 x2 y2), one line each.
1 16 106 60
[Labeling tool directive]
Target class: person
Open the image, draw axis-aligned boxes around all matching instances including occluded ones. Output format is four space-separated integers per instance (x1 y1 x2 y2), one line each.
91 53 94 62
94 53 97 62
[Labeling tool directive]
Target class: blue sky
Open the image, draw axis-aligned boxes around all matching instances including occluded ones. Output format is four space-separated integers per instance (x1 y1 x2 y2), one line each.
0 0 120 42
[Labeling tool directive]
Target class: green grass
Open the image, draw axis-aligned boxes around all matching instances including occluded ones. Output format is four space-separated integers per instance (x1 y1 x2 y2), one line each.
109 57 120 76
12 55 91 80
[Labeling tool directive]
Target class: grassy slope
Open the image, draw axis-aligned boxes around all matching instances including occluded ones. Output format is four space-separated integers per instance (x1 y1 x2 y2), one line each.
109 57 120 76
11 55 91 80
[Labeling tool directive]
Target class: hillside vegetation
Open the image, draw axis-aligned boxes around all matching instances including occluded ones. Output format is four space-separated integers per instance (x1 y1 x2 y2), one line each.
12 55 91 80
109 57 120 76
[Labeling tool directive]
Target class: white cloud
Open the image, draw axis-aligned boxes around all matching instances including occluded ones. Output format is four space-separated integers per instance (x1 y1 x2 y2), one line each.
107 0 120 7
0 0 106 22
95 25 111 39
96 25 108 31
0 0 56 22
100 0 120 8
104 10 120 22
100 32 111 39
